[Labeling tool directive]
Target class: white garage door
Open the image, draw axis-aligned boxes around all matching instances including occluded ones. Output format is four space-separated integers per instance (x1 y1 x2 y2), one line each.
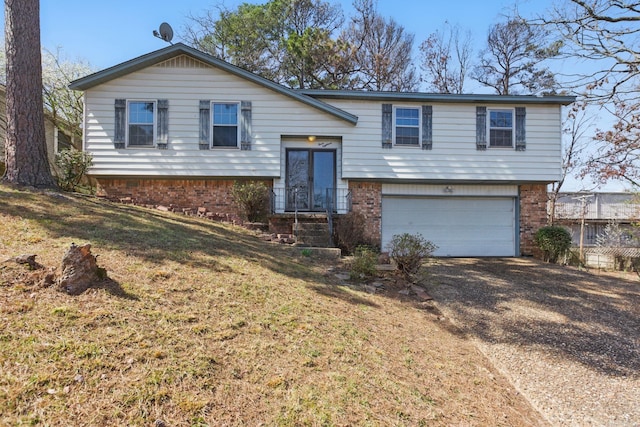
381 196 516 257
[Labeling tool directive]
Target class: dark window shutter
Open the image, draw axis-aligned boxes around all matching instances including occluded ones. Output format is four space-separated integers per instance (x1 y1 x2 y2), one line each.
515 107 526 151
240 101 252 151
422 105 433 150
114 99 126 149
157 99 168 149
199 100 210 150
476 106 487 150
382 104 392 149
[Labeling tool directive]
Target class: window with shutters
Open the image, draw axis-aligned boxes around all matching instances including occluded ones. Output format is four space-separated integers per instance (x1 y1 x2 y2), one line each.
488 109 514 148
393 106 421 146
127 101 156 147
114 99 168 149
212 102 239 148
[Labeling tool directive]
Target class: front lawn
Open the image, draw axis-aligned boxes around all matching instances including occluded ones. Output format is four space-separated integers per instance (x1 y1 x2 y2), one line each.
0 183 544 426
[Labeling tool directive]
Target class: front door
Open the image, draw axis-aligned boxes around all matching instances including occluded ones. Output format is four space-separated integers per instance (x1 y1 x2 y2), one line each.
286 149 336 211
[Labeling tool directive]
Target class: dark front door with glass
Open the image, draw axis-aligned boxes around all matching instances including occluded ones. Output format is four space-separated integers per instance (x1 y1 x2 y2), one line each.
286 149 336 212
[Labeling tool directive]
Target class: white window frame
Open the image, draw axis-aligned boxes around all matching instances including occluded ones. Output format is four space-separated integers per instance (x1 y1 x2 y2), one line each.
126 100 157 148
211 101 240 149
487 108 515 148
392 106 421 146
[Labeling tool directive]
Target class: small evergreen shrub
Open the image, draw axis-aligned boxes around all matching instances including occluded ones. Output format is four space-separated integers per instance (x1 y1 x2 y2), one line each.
334 211 370 255
596 219 635 248
350 245 378 281
54 148 93 191
230 181 270 223
534 226 572 263
387 233 437 279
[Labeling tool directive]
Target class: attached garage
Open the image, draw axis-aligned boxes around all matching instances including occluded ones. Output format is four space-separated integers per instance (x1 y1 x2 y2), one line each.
381 186 519 257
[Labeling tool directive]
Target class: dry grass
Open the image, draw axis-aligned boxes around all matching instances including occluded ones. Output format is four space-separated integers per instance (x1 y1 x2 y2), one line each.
0 183 545 426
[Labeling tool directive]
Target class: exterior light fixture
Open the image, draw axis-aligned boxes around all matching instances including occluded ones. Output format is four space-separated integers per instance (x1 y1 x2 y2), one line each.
307 135 316 143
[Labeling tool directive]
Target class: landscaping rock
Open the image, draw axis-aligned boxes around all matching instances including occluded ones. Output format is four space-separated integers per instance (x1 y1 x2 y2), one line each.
334 272 350 281
363 284 378 293
411 285 433 301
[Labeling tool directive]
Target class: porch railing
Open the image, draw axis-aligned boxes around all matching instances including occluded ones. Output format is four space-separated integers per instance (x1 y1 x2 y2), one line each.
270 187 352 214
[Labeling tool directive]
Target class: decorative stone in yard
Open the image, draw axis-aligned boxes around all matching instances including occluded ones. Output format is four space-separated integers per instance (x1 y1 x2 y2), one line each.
363 284 379 293
334 272 351 281
410 285 433 301
57 243 104 295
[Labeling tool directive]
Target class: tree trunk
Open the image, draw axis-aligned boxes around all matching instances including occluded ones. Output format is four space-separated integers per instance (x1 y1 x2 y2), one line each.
3 0 56 187
57 243 101 295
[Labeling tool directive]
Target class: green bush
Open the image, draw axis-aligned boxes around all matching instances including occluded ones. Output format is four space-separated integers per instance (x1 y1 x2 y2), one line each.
54 148 93 191
386 233 437 279
350 245 378 281
230 181 270 222
534 226 572 263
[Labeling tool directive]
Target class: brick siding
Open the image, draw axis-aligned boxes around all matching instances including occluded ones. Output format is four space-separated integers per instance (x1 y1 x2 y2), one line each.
95 178 271 216
349 181 382 248
519 184 548 257
96 177 548 258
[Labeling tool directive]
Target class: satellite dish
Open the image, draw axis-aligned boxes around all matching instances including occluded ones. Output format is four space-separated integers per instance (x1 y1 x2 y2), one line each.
153 22 174 44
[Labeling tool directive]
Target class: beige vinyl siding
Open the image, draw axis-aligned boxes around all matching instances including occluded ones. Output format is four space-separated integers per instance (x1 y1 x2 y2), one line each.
83 56 353 177
322 99 562 183
82 53 564 183
382 183 519 197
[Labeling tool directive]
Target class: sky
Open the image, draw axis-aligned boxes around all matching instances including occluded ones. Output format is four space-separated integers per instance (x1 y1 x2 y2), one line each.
0 0 630 192
26 0 549 70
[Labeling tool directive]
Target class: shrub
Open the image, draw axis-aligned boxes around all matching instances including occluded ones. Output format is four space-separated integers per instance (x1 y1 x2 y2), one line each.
230 181 270 223
333 211 370 255
386 233 437 280
350 245 378 281
534 226 572 263
54 148 93 191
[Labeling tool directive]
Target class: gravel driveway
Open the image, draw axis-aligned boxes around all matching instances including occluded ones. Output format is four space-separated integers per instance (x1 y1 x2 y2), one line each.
426 258 640 427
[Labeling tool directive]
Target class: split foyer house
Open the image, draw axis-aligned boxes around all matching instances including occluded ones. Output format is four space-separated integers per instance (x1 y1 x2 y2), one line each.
69 43 575 257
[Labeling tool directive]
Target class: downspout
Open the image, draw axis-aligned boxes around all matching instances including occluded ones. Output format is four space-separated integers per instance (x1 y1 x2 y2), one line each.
294 187 298 243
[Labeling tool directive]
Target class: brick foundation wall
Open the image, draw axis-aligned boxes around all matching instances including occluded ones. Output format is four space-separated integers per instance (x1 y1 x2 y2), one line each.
519 184 548 257
349 181 382 248
95 177 547 258
95 178 271 217
268 216 294 236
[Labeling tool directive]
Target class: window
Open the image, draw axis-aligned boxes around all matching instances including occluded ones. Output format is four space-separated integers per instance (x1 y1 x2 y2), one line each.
114 99 167 149
127 101 156 147
394 107 420 146
476 106 525 151
212 102 239 147
488 109 514 147
55 128 73 152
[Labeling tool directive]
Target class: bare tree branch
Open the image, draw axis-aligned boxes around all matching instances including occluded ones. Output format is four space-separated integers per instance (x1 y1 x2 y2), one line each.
472 17 559 95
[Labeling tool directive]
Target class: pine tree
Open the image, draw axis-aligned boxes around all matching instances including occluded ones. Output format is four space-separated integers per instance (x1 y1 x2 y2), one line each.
3 0 56 187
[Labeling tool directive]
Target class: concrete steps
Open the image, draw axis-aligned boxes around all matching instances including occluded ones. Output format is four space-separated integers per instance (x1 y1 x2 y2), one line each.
295 221 332 247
